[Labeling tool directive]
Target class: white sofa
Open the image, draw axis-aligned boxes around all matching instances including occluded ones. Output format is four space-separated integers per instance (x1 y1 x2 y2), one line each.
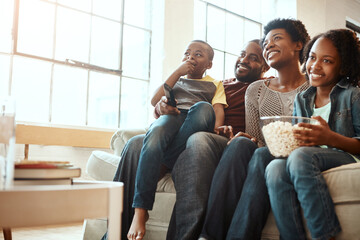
83 129 360 240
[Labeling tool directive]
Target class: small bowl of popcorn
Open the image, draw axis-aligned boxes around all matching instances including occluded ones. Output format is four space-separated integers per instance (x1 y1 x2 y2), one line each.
260 116 319 158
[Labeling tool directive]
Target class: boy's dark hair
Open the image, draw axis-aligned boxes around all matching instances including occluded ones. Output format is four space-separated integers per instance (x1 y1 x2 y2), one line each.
191 40 214 61
302 29 360 86
261 18 310 64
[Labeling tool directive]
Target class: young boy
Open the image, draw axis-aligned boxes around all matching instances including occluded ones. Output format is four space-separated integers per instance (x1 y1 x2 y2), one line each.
128 40 227 240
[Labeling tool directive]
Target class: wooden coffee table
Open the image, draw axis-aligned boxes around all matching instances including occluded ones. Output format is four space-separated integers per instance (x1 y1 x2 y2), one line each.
0 180 123 240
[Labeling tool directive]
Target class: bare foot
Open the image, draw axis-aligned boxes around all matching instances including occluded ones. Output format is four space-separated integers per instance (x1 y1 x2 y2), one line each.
127 208 149 240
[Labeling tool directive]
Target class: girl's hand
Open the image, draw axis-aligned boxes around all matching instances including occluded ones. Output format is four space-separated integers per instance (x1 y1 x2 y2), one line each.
214 125 234 138
176 60 195 76
293 116 332 146
227 131 257 145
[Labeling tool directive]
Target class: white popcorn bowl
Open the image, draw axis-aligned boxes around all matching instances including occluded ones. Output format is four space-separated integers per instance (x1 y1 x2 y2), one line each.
260 116 319 158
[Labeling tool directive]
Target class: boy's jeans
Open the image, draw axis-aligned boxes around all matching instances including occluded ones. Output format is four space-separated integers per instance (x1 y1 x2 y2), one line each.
133 101 215 210
265 147 356 240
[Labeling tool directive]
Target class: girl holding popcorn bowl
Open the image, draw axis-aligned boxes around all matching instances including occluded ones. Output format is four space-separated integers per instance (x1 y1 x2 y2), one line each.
265 29 360 240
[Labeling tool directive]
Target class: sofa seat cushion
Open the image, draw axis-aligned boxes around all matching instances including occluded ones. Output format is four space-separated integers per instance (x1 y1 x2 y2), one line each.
147 192 177 231
323 162 360 240
156 173 175 193
323 162 360 204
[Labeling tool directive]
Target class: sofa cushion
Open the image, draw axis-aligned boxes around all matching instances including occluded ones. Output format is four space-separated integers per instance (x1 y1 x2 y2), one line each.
157 173 175 193
111 129 147 155
86 150 120 181
323 162 360 204
323 162 360 240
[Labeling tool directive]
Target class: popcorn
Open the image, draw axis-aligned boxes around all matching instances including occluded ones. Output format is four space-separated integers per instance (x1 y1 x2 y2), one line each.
262 120 308 157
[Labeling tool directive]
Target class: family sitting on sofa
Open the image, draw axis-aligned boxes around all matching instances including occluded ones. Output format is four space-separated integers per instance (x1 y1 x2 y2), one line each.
101 18 360 240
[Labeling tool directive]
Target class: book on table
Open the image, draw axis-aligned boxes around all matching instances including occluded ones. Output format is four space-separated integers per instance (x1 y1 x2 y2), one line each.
14 160 81 185
14 178 73 185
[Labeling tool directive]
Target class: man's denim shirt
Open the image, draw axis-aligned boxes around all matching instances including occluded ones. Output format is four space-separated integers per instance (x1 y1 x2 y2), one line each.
293 78 360 158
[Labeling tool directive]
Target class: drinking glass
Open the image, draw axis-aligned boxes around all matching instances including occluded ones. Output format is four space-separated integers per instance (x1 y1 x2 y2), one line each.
0 97 16 189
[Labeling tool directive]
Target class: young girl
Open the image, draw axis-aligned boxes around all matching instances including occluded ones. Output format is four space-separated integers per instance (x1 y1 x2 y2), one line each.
265 29 360 240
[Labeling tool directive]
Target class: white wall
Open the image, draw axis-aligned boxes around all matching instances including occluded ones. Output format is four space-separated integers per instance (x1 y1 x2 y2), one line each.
162 0 195 82
297 0 360 37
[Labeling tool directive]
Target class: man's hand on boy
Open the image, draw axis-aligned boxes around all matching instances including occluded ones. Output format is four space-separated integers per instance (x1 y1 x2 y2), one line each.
215 125 234 139
227 131 257 145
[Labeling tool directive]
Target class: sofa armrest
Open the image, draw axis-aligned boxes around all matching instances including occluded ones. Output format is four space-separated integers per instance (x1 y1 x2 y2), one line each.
110 128 147 156
86 151 121 181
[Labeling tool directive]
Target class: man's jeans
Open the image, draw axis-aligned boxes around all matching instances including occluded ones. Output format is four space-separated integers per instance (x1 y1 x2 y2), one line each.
265 147 356 240
167 132 229 239
200 137 258 240
133 101 215 210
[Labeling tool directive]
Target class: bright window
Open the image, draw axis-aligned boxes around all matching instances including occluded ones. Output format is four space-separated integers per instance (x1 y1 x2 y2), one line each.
11 56 52 123
0 0 152 130
195 0 263 80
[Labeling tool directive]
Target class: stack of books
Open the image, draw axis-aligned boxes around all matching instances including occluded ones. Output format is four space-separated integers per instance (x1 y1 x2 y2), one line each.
14 160 81 185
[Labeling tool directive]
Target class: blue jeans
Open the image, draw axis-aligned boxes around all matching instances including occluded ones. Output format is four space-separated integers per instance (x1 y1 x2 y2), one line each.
102 132 226 240
224 146 274 240
265 147 356 240
167 132 228 239
200 137 258 240
133 101 215 210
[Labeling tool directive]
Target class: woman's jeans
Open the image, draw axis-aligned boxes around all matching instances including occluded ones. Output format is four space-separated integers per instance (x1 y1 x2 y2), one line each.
265 147 356 240
133 101 215 210
225 146 274 240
